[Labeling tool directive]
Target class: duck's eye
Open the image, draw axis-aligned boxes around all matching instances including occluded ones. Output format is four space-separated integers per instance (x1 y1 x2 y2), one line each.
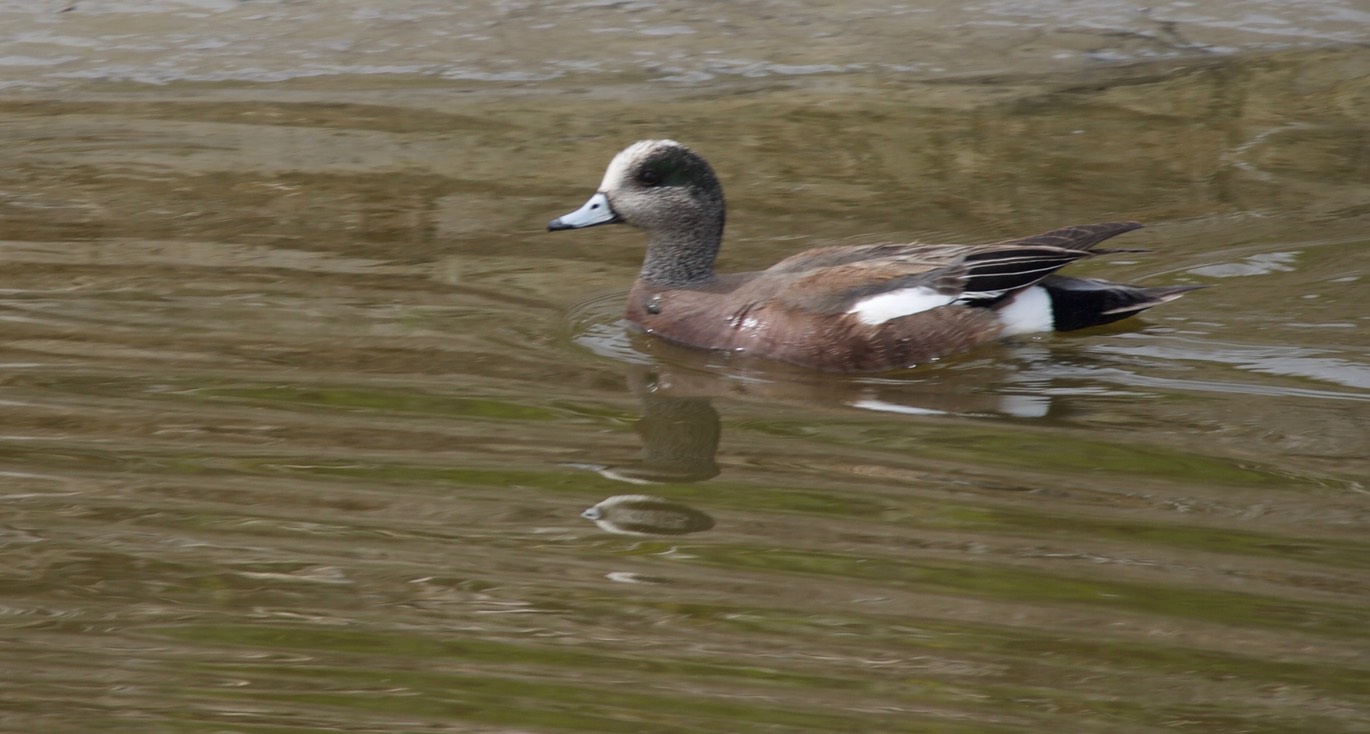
637 169 662 187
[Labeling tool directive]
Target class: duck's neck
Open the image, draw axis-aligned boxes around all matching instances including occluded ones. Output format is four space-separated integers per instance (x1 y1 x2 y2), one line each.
638 216 725 288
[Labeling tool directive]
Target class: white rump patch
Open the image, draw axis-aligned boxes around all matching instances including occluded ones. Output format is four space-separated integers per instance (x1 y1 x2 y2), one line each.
996 286 1055 336
997 395 1051 418
847 287 956 326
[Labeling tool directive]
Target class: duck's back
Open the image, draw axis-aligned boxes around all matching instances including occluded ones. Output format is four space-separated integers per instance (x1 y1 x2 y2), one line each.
618 221 1194 372
623 245 1010 371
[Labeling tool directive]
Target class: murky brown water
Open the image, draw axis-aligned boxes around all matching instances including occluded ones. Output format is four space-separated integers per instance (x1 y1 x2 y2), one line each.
2 3 1369 733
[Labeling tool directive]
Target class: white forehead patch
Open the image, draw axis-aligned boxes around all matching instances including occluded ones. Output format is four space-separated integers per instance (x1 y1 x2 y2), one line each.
598 139 684 192
847 286 957 326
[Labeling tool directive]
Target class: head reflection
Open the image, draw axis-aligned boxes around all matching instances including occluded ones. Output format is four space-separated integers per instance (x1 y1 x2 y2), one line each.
581 494 715 536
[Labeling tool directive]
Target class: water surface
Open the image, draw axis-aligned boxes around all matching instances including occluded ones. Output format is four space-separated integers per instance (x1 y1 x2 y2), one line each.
1 3 1369 733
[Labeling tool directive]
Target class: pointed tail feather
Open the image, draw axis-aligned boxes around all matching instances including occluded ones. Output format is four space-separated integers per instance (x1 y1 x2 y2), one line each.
1042 276 1205 331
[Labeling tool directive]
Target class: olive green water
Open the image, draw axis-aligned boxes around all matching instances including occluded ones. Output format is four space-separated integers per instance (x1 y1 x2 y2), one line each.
2 3 1370 733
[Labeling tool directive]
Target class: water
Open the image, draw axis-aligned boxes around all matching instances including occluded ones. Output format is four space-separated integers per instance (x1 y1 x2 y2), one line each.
1 3 1369 733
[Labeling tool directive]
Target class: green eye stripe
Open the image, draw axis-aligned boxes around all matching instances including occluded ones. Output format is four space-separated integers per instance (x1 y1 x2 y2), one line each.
641 154 697 187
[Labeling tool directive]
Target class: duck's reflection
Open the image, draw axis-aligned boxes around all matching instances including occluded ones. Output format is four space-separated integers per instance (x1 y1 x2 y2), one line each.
577 354 1073 535
581 494 716 536
575 367 721 535
594 371 721 485
625 337 1064 418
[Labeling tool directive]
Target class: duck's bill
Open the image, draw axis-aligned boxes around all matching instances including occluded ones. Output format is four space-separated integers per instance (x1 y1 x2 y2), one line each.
548 192 620 231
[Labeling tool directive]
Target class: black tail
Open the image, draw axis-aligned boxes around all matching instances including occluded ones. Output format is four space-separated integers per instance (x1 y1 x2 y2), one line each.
1043 276 1205 332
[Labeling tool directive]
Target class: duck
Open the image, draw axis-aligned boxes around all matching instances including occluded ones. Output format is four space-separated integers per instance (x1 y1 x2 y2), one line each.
548 139 1201 372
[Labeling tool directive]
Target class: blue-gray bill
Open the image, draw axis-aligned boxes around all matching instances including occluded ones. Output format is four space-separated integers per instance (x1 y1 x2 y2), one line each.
548 191 619 230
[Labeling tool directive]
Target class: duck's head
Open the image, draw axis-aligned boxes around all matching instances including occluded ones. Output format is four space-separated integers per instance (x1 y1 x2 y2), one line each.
549 140 726 285
549 139 724 233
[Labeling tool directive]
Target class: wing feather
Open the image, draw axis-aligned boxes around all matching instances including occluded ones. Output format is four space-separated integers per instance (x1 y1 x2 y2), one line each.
749 223 1146 316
